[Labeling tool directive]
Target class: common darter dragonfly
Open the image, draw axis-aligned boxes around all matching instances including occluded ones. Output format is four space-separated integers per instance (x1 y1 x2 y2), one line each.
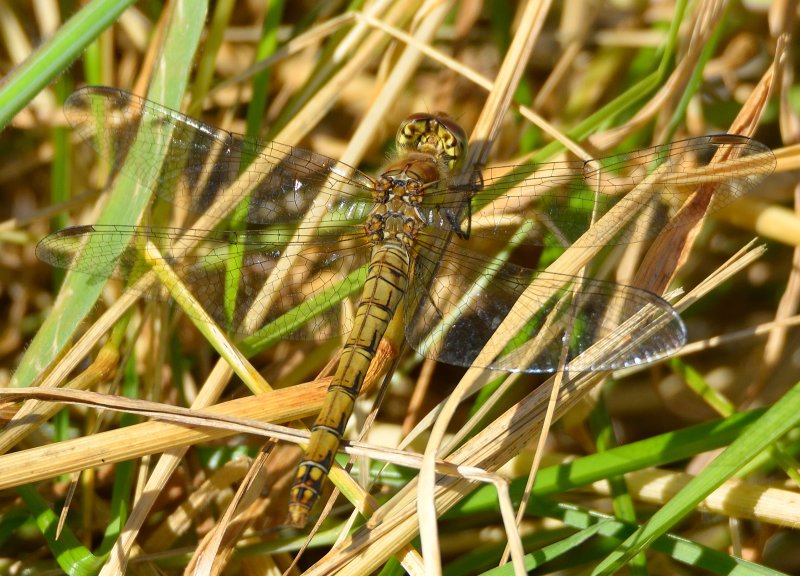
37 86 775 527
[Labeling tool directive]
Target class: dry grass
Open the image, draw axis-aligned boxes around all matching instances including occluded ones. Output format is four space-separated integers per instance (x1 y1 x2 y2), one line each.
1 1 800 575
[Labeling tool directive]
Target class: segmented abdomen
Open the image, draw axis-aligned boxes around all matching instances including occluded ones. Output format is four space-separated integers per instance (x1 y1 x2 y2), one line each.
288 242 410 528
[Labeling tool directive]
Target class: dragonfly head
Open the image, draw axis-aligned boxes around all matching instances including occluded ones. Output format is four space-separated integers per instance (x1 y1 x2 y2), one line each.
396 113 467 173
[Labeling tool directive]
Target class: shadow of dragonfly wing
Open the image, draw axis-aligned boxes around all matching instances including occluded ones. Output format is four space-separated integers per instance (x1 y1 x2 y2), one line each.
428 135 775 247
406 235 685 373
65 86 375 225
36 224 372 340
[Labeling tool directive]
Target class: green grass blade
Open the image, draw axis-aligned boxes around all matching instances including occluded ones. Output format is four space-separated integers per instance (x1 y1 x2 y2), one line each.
588 392 647 575
12 2 208 390
451 407 767 515
0 0 136 129
16 485 104 576
477 501 787 575
592 380 800 574
222 0 286 327
239 265 368 356
94 354 138 556
672 357 736 416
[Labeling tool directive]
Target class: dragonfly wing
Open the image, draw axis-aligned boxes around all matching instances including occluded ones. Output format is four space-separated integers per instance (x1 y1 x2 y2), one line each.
36 224 184 284
428 135 774 246
181 227 370 340
406 238 686 373
36 225 370 340
65 86 375 226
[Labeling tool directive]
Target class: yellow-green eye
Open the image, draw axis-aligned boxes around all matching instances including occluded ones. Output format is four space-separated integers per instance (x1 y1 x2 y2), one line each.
396 112 467 171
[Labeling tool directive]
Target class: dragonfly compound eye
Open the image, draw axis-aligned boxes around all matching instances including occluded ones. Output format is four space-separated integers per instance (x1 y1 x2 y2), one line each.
397 112 467 172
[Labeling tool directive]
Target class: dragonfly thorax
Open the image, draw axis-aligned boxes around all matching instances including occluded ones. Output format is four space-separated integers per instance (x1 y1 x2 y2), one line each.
364 194 425 248
365 155 443 247
365 211 423 248
378 151 442 190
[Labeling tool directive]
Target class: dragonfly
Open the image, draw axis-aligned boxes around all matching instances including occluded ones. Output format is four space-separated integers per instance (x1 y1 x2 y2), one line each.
37 86 775 528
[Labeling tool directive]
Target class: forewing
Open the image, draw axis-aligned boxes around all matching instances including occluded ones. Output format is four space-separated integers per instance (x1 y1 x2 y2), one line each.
406 237 686 373
426 135 774 246
36 224 370 340
65 86 375 226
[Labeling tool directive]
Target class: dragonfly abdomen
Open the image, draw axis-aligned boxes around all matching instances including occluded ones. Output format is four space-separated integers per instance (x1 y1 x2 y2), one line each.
288 242 411 528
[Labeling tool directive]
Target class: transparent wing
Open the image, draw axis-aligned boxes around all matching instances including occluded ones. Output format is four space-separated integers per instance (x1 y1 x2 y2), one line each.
66 87 775 247
422 134 775 246
65 86 375 226
36 224 371 340
406 236 685 373
58 87 773 371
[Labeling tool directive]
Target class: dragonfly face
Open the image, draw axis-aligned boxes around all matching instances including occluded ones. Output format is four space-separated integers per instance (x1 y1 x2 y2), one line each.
36 86 775 528
396 112 467 171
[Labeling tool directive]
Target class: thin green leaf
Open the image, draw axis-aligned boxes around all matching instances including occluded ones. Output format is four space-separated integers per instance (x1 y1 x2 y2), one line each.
593 380 800 574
